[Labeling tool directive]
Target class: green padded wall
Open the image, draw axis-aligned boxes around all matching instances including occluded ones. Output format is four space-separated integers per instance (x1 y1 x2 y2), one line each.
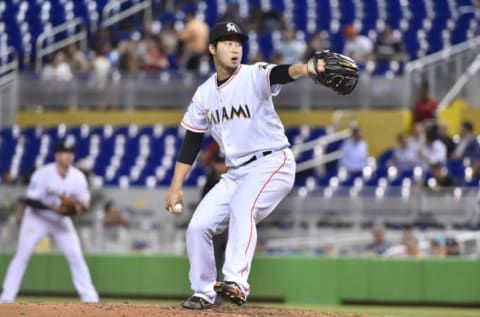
1 253 479 305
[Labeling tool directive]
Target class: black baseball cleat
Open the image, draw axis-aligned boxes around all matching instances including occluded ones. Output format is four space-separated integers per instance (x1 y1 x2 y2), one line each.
181 295 213 310
214 281 247 306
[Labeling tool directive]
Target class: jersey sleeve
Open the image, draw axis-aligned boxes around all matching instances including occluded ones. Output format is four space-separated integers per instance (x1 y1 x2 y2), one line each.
75 172 91 203
25 170 45 199
253 62 282 99
181 91 209 133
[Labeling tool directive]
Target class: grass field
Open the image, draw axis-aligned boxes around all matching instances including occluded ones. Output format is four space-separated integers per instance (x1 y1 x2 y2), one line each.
16 296 480 317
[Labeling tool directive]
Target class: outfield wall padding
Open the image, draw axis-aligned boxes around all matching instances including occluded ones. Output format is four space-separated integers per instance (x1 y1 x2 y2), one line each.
0 253 479 304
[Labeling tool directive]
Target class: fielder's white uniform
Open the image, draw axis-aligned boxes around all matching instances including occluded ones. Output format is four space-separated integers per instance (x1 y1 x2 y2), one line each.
0 163 99 303
181 63 296 303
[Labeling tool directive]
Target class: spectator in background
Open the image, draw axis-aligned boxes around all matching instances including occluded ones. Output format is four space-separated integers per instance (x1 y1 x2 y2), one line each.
343 24 373 64
445 238 460 256
118 40 139 75
1 169 15 185
90 28 113 56
417 126 447 171
138 37 169 72
339 127 368 173
424 162 457 193
390 132 420 172
384 228 424 258
64 43 89 74
365 225 392 255
41 51 73 82
248 7 286 33
452 121 480 177
103 200 129 227
303 31 330 62
437 123 456 158
411 121 426 148
88 43 112 90
219 0 246 32
177 3 209 72
158 12 179 56
430 237 447 257
274 28 306 64
373 25 406 62
412 81 439 124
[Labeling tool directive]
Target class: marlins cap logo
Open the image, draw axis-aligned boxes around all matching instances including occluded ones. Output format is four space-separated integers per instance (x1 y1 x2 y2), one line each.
226 22 238 32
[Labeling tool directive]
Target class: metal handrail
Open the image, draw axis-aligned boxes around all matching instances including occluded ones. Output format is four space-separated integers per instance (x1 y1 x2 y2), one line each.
405 36 480 73
437 53 480 111
0 47 18 87
0 47 18 74
102 0 152 28
35 17 87 72
293 129 351 173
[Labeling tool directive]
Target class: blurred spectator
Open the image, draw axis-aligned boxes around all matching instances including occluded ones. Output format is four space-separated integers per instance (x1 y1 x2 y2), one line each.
339 127 368 173
343 24 373 64
303 31 330 62
41 51 73 82
417 126 447 171
177 3 209 72
118 40 139 75
158 13 179 56
403 236 423 258
249 7 286 33
103 200 129 227
412 81 438 124
90 28 113 55
138 37 169 72
384 228 424 258
390 132 420 172
437 123 456 158
273 28 306 64
88 44 112 90
365 225 392 255
424 162 457 193
411 122 426 148
1 169 15 185
64 43 89 74
270 51 284 64
219 0 246 32
452 121 480 177
445 238 460 256
430 236 447 257
373 26 406 62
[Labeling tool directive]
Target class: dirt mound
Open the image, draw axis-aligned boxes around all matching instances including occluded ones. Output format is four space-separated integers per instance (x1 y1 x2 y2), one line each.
0 303 367 317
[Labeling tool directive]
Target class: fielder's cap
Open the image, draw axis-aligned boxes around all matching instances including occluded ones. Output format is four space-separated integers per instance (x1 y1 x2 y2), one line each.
55 140 75 153
209 21 248 44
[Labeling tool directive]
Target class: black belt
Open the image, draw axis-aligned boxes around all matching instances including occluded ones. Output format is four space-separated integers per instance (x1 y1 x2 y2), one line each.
240 151 272 167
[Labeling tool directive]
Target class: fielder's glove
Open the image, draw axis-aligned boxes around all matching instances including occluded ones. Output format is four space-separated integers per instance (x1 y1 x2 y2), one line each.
59 195 84 216
307 50 359 95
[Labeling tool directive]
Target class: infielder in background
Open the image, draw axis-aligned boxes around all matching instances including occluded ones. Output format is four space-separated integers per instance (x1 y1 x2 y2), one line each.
0 141 99 303
165 21 358 309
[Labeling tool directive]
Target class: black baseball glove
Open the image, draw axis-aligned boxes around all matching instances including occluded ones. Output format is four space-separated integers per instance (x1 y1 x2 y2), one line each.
307 50 359 95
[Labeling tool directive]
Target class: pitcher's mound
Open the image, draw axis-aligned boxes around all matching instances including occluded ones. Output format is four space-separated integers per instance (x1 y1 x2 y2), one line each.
0 303 367 317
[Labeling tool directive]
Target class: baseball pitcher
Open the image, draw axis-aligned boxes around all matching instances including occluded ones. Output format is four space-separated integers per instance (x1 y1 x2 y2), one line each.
165 21 358 309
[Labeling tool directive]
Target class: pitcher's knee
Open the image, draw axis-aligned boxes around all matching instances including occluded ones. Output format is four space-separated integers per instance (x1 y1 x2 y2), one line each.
187 221 212 239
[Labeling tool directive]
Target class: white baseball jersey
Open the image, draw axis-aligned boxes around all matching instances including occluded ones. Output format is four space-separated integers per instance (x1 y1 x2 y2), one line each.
179 63 296 304
26 163 90 220
181 63 290 167
0 163 98 303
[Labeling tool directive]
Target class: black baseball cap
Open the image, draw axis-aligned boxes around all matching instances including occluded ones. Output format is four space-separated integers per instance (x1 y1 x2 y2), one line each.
55 140 75 153
209 21 248 44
